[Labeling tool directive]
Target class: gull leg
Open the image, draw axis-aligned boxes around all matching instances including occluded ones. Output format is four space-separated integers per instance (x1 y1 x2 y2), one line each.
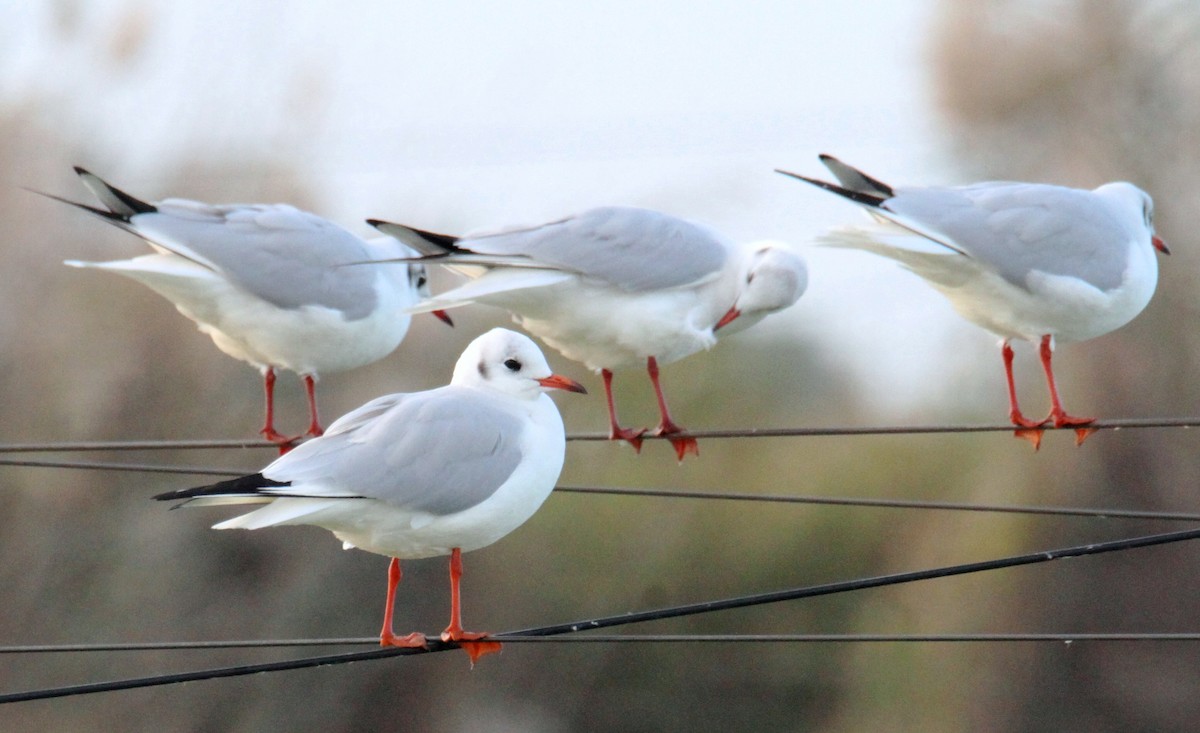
1001 341 1046 450
647 356 698 461
302 374 324 437
379 558 427 648
259 367 298 453
440 548 502 665
1037 335 1097 446
602 368 645 452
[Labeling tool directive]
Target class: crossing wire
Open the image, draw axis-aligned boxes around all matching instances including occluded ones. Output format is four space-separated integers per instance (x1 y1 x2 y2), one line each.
3 525 1200 704
3 456 1200 522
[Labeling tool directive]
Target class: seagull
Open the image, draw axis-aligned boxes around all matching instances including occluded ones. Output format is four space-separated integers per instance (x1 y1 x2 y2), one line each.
367 206 808 460
43 168 453 448
778 154 1168 448
153 327 586 664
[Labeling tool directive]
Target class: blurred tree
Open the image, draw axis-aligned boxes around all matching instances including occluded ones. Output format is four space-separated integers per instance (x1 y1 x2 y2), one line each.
820 2 1200 732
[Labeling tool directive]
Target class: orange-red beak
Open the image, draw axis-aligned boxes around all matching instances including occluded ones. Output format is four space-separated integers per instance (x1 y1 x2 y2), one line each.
537 374 588 394
714 305 740 331
1152 235 1170 255
431 309 454 326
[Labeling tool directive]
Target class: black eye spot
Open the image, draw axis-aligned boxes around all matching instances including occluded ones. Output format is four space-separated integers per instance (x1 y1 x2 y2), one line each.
503 358 521 372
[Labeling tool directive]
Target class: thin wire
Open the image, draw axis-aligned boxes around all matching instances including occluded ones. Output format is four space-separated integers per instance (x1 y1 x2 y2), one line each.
0 439 274 453
0 634 1157 650
4 457 1200 522
564 416 1200 442
3 525 1199 704
0 458 244 477
1 416 1198 454
555 485 1200 522
6 633 1200 654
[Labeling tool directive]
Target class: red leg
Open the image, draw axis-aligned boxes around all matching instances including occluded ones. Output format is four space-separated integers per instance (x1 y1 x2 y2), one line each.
259 367 297 453
302 374 324 437
602 368 645 452
1001 341 1046 450
379 558 427 648
1037 335 1097 445
441 548 502 664
646 357 698 460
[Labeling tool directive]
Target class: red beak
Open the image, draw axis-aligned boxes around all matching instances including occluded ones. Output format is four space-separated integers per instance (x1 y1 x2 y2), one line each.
537 374 588 394
714 306 741 331
1152 235 1170 255
431 309 454 326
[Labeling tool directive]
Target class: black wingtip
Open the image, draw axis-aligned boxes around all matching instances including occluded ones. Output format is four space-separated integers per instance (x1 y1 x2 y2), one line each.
775 168 887 208
74 167 157 217
28 187 130 223
369 219 465 254
816 154 895 198
153 472 290 502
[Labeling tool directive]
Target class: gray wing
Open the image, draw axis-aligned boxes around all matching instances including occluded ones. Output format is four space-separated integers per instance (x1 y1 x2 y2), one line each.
263 386 525 516
459 206 731 292
131 200 381 318
885 183 1129 291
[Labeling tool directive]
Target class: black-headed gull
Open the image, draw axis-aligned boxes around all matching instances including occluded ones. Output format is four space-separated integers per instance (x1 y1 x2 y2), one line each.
779 154 1168 447
154 327 586 663
45 168 452 447
367 206 807 460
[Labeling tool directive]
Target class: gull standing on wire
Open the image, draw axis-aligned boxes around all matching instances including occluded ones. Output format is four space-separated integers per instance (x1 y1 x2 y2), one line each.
367 206 807 460
154 327 586 664
44 168 453 449
778 154 1168 448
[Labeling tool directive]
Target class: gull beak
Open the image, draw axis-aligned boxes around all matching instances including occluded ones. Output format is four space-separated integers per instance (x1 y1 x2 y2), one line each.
431 309 455 326
714 305 741 331
1152 235 1170 255
537 374 588 394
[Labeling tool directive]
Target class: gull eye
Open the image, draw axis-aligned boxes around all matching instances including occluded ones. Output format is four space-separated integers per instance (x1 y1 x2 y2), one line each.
503 358 521 372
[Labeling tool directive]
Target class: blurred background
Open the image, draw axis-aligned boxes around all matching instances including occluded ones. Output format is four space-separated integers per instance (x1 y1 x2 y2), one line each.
2 0 1199 730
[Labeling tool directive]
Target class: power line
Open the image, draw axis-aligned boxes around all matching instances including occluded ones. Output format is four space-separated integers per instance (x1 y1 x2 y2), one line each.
3 525 1199 704
555 485 1200 522
563 417 1200 442
0 439 271 453
1 416 1198 455
4 456 1199 522
6 633 1200 654
7 633 1200 657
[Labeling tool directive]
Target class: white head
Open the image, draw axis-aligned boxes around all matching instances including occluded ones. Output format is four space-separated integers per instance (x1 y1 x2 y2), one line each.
452 328 587 399
714 243 809 333
1093 182 1170 256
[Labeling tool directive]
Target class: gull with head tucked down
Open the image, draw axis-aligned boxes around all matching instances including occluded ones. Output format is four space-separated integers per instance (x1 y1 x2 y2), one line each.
369 205 808 461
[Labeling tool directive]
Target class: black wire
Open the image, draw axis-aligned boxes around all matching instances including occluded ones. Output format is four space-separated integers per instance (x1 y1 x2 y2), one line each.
5 457 1199 522
563 417 1200 442
5 457 1200 522
3 525 1199 704
0 458 245 477
554 485 1200 522
7 633 1200 654
1 416 1198 455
